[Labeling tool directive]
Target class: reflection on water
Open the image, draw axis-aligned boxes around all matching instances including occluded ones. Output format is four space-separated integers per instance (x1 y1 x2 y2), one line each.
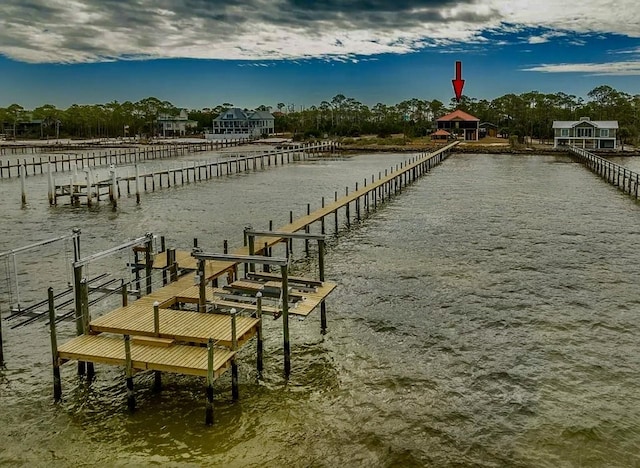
2 152 640 466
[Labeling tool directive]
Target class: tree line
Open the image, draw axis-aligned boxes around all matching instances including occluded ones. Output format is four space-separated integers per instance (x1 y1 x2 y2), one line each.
1 85 638 144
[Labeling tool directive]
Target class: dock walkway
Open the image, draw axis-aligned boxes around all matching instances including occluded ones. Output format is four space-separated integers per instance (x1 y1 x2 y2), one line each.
50 141 458 423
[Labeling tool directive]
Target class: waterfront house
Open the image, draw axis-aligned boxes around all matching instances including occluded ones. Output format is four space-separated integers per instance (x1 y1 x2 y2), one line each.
437 110 480 141
479 122 498 138
430 129 451 141
157 109 197 137
552 117 618 149
209 108 275 139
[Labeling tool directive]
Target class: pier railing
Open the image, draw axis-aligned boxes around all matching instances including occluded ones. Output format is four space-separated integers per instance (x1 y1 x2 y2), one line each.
0 139 253 179
569 146 640 199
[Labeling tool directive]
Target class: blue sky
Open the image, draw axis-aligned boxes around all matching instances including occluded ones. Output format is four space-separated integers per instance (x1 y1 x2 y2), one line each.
0 0 639 110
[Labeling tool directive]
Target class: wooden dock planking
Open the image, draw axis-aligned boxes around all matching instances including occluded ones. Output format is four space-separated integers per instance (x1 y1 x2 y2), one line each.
58 334 234 378
90 305 259 347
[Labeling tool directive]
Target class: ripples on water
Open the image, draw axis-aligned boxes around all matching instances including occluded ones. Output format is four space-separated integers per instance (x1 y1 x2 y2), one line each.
2 152 640 466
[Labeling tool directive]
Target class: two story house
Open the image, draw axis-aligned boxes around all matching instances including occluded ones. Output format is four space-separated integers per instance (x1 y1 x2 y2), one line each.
157 109 197 137
209 108 275 139
552 117 618 149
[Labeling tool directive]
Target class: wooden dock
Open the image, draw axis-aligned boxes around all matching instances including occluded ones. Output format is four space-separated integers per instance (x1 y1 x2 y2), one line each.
47 141 458 424
569 146 640 198
49 141 339 207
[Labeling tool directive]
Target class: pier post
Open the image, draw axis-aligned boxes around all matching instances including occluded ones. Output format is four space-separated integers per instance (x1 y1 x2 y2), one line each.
318 239 327 334
144 234 153 295
334 191 338 234
80 278 95 380
321 197 325 234
305 203 310 257
48 287 62 401
47 162 54 205
206 337 215 425
256 292 263 376
198 258 206 312
121 279 128 306
72 235 86 376
345 187 350 228
168 248 177 282
135 164 141 204
231 308 239 400
281 264 291 378
85 170 93 207
20 163 26 206
153 301 162 391
124 335 136 412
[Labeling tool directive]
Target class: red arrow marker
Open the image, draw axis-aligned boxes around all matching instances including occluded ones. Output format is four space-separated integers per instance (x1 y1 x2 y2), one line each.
452 61 465 102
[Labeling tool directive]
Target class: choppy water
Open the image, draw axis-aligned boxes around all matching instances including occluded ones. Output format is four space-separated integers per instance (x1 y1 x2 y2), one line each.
2 151 640 467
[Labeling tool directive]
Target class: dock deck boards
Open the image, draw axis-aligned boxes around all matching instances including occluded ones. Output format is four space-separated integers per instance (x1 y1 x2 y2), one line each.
90 305 259 347
58 334 234 378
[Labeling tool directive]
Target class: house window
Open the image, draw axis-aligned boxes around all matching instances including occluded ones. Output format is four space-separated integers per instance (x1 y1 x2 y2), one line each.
226 113 234 119
600 129 609 137
576 127 593 137
561 129 569 137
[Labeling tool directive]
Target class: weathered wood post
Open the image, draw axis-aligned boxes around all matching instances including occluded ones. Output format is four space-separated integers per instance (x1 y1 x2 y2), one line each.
153 301 162 391
72 231 86 376
321 197 326 235
80 278 95 379
47 162 54 205
318 239 327 334
345 187 350 228
168 248 177 282
206 337 215 425
144 233 153 295
135 164 140 204
48 287 62 401
305 203 311 257
230 308 239 400
256 292 263 375
20 163 26 206
281 264 291 378
334 191 339 234
198 257 206 312
85 169 93 207
124 334 135 411
121 279 128 306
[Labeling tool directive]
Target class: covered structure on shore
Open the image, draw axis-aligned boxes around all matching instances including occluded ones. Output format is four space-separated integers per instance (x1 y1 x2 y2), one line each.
430 129 452 141
437 110 480 141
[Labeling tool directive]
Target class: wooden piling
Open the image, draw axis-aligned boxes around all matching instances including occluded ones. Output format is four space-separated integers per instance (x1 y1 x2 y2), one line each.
20 164 26 205
135 164 140 204
124 334 135 412
319 239 327 334
256 292 263 375
206 337 215 425
231 308 239 400
198 258 206 312
48 287 62 401
281 264 291 378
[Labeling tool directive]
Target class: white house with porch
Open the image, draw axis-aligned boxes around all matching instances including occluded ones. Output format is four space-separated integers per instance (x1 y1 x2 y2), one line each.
552 117 618 149
208 108 275 140
157 109 197 137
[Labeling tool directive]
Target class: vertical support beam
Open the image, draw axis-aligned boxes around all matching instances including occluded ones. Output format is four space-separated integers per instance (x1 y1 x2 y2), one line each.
256 292 263 376
321 197 325 235
80 278 94 379
135 164 140 204
168 248 177 282
281 264 291 378
153 300 162 391
48 287 62 401
198 258 207 312
248 233 255 273
47 162 54 205
231 308 239 400
318 239 327 334
305 203 310 257
124 334 135 412
206 337 215 425
20 163 26 206
73 263 85 376
121 279 128 306
144 234 153 295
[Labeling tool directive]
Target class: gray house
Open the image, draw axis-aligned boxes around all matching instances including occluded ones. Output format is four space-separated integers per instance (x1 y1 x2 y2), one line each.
209 108 275 139
552 117 618 149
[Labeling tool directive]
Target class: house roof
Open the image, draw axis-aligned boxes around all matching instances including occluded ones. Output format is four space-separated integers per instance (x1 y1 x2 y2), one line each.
437 109 480 122
479 122 498 128
249 110 275 120
431 129 451 136
552 120 619 129
214 108 248 121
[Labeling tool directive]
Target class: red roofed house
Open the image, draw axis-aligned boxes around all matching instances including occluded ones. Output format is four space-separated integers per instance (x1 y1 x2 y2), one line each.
437 109 480 141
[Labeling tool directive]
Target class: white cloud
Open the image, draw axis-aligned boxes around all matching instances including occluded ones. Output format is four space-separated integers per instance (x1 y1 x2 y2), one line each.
0 0 637 64
523 61 640 75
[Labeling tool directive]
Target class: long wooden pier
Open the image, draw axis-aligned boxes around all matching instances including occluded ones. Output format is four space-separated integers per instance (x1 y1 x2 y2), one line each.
45 141 458 424
569 146 640 199
49 141 339 206
0 139 252 177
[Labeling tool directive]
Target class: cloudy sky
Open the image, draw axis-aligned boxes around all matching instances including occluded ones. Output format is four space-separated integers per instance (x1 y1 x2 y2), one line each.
1 0 639 109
